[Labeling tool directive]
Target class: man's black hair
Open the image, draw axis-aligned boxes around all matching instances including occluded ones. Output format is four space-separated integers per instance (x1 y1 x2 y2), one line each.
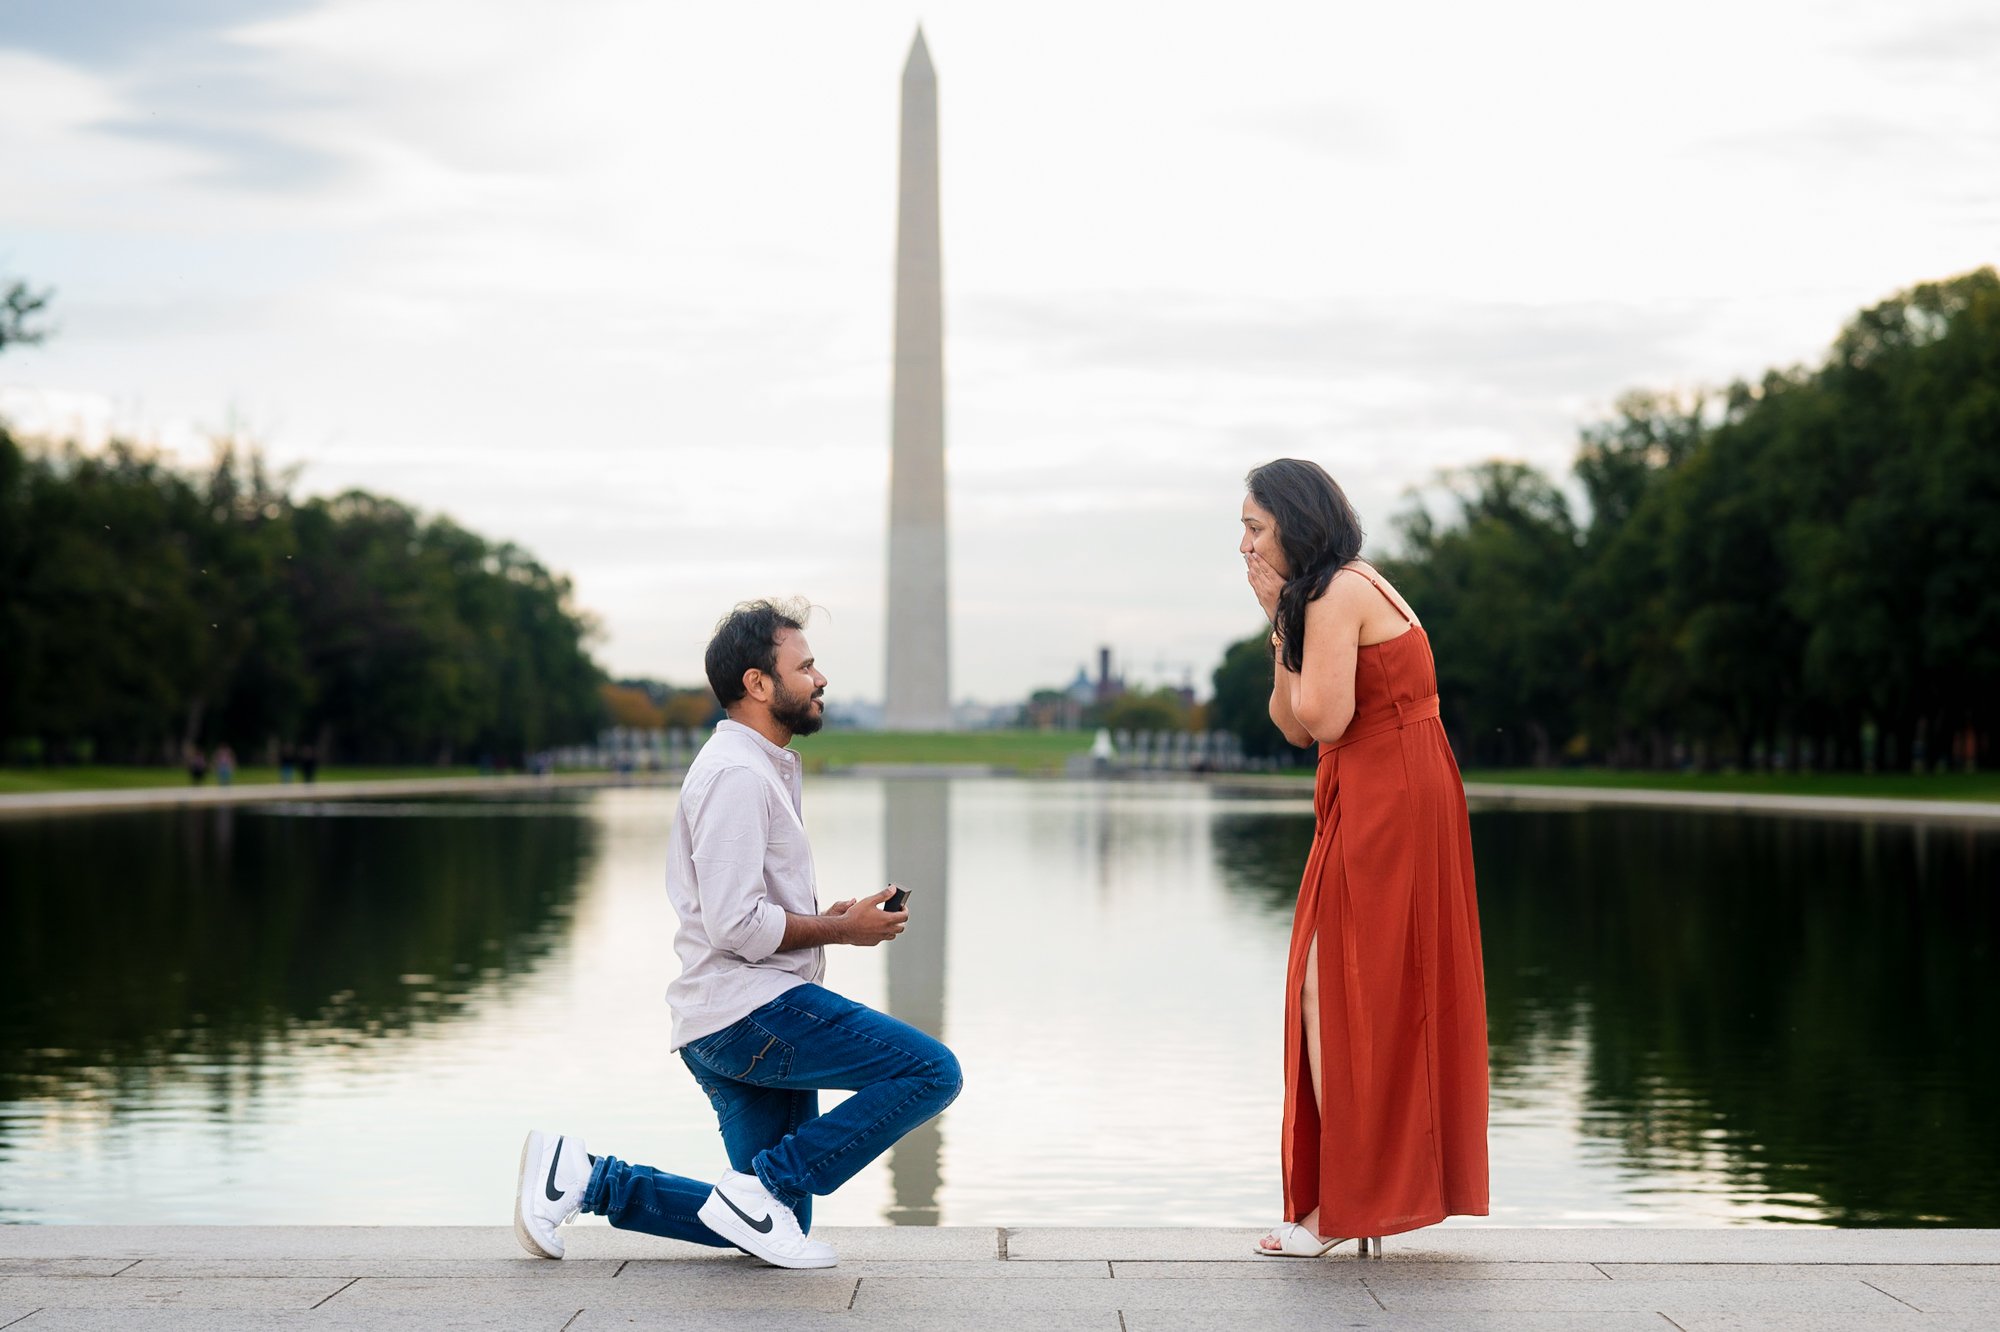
705 598 810 707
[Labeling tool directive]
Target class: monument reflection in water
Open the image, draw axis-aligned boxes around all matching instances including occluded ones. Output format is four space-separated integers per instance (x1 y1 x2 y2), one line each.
882 779 949 1224
3 782 1996 1227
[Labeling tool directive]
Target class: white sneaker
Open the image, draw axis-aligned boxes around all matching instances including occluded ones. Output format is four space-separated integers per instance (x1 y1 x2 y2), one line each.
515 1130 591 1259
697 1169 837 1269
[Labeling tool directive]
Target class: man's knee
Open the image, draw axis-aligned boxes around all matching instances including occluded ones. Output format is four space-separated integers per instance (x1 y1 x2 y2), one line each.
926 1043 964 1108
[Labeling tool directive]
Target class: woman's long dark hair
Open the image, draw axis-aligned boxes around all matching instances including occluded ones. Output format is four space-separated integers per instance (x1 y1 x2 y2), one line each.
1245 458 1365 674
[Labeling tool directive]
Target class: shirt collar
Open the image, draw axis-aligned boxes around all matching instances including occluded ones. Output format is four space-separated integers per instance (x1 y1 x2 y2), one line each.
716 718 800 771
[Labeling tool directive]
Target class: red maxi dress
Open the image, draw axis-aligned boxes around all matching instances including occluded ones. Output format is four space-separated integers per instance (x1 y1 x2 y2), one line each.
1281 570 1489 1237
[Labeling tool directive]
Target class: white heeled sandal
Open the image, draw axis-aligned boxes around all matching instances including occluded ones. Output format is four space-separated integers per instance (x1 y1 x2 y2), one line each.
1254 1225 1383 1258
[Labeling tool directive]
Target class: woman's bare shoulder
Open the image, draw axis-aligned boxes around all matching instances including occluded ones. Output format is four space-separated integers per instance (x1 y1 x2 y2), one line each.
1343 558 1387 581
1344 560 1421 625
1324 563 1381 597
1306 570 1371 624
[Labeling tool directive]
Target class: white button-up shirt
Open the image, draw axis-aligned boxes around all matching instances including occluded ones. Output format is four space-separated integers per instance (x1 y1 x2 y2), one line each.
664 720 825 1049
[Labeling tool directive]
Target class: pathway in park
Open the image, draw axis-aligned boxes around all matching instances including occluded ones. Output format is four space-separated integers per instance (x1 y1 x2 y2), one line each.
0 773 671 819
1 1226 1995 1329
3 772 1997 825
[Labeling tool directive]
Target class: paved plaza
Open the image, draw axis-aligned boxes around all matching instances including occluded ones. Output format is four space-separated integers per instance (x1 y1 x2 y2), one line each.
2 1226 1996 1330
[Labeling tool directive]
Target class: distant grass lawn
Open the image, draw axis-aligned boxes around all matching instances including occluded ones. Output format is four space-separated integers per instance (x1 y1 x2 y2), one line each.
7 747 1992 801
0 733 1097 792
1465 767 2000 803
792 729 1093 775
0 765 484 795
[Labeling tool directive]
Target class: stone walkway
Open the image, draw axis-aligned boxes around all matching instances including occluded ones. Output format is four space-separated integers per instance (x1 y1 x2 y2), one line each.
1201 777 2000 824
1460 782 2000 825
5 772 1996 825
0 774 671 819
2 1227 1995 1330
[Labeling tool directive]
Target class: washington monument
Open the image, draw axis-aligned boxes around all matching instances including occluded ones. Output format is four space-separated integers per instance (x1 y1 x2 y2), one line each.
883 29 952 731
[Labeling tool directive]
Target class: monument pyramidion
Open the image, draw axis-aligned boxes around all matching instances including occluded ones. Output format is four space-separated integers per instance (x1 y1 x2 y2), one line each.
882 28 952 732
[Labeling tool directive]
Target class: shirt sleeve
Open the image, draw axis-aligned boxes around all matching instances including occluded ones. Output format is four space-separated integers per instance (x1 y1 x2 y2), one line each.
686 765 788 963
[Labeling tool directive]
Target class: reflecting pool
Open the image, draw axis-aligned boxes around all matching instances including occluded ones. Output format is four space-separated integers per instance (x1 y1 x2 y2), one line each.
1 780 1993 1227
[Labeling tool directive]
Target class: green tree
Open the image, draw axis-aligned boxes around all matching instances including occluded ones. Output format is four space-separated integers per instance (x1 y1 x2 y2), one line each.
1209 631 1297 760
1100 686 1191 735
1 438 212 759
1380 462 1585 765
1333 266 2000 773
0 276 609 766
0 280 52 354
0 435 607 765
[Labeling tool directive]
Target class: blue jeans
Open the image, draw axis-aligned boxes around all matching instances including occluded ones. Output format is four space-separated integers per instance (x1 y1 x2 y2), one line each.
579 984 962 1245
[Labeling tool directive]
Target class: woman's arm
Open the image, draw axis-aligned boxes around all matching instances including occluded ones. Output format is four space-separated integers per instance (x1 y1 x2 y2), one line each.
1268 637 1315 749
1246 550 1316 748
1290 586 1361 745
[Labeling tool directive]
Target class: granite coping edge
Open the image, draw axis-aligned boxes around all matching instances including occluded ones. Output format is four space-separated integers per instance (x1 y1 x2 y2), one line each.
2 1228 1997 1265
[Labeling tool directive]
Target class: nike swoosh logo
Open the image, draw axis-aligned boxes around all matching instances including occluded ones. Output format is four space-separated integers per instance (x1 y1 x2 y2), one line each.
545 1136 567 1202
718 1187 775 1234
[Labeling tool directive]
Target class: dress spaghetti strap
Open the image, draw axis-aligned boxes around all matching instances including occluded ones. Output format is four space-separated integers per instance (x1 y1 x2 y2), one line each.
1335 565 1414 625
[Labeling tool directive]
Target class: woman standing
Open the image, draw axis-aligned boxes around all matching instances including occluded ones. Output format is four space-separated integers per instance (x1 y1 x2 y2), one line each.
1240 458 1489 1257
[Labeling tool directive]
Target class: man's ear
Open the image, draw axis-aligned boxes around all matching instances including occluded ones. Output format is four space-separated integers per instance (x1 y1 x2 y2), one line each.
740 668 768 704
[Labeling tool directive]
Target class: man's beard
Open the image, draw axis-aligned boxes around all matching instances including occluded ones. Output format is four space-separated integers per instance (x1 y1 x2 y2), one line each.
771 679 825 737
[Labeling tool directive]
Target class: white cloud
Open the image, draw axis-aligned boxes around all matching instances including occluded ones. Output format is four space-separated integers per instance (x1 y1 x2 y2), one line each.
2 0 1997 700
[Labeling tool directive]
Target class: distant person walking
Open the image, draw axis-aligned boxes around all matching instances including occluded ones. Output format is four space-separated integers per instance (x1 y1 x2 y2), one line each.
515 599 961 1269
1239 459 1489 1256
213 744 236 787
183 744 207 786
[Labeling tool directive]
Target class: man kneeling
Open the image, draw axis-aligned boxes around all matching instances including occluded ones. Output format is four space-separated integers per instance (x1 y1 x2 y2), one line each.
515 598 962 1269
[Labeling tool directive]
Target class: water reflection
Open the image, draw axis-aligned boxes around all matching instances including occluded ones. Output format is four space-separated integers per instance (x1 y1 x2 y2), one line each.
1210 805 2000 1226
0 801 595 1221
882 779 949 1224
1210 806 1314 916
5 784 1996 1227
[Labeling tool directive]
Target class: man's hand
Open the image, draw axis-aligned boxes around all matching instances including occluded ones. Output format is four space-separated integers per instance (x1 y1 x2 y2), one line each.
1246 551 1284 623
834 887 907 947
779 887 908 952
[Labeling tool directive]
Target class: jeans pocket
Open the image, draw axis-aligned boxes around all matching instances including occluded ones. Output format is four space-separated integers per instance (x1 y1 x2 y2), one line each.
690 1019 794 1083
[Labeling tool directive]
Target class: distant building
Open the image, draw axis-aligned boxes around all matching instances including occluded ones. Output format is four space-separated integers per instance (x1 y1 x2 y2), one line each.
1022 645 1135 731
1068 666 1096 710
1094 646 1126 705
882 31 952 730
953 699 1022 729
824 698 884 730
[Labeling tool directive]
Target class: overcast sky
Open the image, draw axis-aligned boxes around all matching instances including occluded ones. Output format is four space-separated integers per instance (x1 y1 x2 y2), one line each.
2 1 1995 702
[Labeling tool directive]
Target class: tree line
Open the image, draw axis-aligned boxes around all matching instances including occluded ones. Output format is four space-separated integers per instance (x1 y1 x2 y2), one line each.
1213 268 2000 771
0 429 607 766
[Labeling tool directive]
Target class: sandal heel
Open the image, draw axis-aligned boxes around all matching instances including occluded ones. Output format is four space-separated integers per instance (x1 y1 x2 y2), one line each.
1356 1236 1383 1259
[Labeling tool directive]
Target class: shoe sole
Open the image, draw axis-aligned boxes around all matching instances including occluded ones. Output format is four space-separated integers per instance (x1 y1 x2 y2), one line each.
697 1192 837 1269
514 1132 561 1260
